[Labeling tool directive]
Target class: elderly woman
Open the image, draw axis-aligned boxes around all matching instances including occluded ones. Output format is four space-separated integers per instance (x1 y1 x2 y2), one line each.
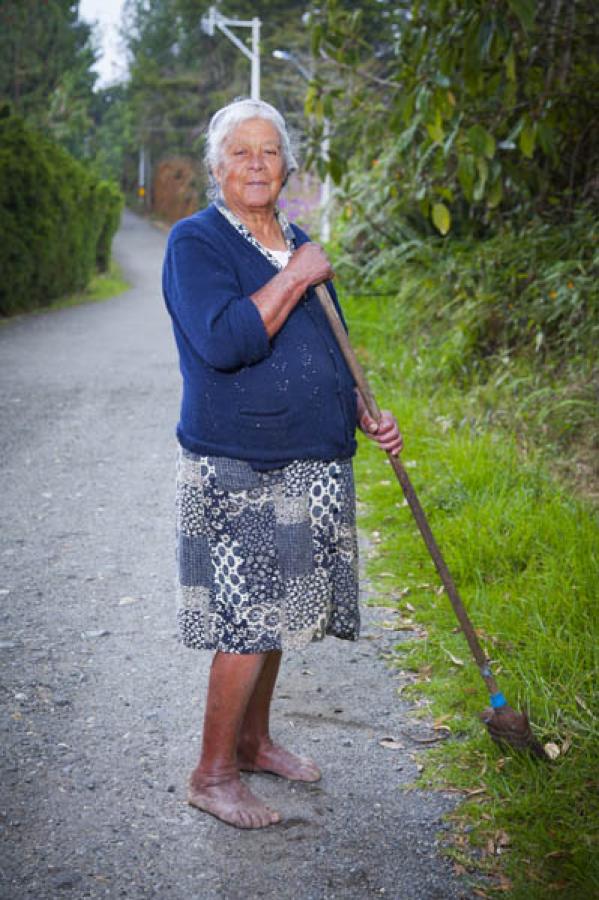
162 98 402 829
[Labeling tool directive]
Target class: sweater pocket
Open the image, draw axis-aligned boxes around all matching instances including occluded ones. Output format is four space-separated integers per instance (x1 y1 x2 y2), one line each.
238 406 292 436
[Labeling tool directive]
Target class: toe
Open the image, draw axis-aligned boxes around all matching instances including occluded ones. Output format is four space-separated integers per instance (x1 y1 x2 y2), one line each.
248 810 264 829
235 809 253 829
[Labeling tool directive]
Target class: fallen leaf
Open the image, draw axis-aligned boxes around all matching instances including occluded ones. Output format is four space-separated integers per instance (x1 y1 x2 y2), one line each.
409 733 449 744
434 713 452 725
443 647 465 667
379 737 405 751
544 742 560 760
495 830 510 847
575 695 591 715
560 736 572 755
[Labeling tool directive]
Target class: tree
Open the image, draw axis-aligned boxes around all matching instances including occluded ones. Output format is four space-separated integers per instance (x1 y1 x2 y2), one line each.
306 0 599 245
0 0 98 157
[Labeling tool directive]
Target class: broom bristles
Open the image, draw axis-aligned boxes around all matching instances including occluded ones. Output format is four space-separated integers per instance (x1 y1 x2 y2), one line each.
480 704 547 759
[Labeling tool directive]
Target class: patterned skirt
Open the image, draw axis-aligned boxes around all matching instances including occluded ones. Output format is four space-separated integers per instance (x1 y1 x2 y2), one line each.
175 448 360 653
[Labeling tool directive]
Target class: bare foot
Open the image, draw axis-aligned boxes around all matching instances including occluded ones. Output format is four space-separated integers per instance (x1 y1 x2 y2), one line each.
187 774 281 829
238 740 321 783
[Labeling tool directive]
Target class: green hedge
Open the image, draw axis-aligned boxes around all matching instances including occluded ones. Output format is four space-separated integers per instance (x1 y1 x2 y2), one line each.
0 109 123 316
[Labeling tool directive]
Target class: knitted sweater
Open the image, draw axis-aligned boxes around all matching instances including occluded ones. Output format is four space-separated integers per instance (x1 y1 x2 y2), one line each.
162 203 358 469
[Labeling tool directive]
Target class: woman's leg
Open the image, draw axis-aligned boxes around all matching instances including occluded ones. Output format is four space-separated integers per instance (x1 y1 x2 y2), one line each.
188 650 281 829
237 650 321 782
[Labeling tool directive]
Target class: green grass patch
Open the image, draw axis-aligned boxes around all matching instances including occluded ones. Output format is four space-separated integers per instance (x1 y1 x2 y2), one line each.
42 260 130 311
344 283 599 896
1 261 130 324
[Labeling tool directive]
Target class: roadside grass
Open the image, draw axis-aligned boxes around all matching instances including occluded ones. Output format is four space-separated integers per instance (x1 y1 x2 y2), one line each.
0 261 129 324
345 287 599 897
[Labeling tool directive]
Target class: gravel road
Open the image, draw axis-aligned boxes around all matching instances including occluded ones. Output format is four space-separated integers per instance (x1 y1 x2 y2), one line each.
0 211 470 899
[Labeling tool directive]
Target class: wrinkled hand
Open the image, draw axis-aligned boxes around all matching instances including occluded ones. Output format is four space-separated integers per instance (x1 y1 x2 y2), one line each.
359 409 403 456
288 242 335 287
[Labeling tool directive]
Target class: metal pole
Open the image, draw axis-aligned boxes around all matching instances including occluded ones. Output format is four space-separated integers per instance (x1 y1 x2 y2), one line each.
202 8 261 101
138 144 146 205
321 118 331 243
272 50 332 242
251 18 260 100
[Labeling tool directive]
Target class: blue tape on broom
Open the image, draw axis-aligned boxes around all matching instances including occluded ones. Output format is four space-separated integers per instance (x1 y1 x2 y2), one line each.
490 692 507 709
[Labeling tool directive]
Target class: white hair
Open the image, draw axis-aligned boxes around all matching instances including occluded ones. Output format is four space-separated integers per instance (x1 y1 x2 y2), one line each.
205 98 298 200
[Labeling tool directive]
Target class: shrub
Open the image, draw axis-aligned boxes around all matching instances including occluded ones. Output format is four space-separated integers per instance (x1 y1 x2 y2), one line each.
0 109 123 315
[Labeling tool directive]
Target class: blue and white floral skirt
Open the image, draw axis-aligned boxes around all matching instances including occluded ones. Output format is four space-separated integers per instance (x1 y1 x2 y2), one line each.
175 448 360 653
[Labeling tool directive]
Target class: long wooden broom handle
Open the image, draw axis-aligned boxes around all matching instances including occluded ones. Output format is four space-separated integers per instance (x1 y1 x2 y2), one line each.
315 283 500 696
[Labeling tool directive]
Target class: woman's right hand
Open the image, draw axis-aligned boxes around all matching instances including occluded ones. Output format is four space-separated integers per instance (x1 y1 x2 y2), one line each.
251 242 334 338
288 242 335 289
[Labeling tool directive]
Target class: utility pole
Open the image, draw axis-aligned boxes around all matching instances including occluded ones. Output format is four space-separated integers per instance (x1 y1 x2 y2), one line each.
201 7 261 100
138 143 147 209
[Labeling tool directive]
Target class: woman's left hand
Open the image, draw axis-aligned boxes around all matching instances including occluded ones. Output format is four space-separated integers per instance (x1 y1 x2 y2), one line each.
359 409 404 456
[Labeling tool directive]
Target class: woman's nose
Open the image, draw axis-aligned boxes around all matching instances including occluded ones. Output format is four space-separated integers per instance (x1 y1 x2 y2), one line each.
248 152 266 169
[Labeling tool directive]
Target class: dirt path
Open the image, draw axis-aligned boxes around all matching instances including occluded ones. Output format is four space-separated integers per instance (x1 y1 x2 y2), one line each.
0 211 470 899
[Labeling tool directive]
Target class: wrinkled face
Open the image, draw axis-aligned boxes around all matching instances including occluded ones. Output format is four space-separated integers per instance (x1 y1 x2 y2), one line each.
215 117 286 216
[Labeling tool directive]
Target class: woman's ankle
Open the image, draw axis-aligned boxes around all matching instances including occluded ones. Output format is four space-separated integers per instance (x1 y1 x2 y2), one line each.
189 763 239 789
238 733 272 757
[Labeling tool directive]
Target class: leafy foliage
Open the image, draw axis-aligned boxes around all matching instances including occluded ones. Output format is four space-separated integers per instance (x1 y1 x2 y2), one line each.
0 0 98 158
340 210 598 364
307 0 599 240
0 110 123 316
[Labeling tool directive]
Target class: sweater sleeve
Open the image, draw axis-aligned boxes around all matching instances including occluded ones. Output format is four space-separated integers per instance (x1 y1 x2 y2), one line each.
164 234 271 371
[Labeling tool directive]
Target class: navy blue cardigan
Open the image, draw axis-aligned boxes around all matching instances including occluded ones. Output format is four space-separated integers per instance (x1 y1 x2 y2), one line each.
162 204 358 469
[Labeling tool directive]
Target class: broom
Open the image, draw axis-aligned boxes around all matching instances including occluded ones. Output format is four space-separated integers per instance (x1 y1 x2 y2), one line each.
315 283 547 759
